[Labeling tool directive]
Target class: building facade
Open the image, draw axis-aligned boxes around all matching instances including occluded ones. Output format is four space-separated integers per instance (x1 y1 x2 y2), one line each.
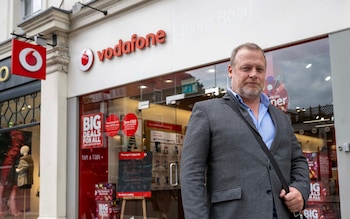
0 0 350 218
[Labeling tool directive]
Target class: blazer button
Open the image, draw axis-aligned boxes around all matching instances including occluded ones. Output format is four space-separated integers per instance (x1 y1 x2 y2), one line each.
266 189 271 194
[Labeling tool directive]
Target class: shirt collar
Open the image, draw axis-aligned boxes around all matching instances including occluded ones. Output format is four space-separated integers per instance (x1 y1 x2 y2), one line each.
227 87 270 108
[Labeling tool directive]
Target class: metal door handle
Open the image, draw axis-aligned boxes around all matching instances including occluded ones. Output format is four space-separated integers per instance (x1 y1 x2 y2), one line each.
169 162 178 186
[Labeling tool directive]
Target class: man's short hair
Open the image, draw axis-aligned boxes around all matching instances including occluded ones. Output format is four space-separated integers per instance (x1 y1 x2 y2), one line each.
230 42 266 66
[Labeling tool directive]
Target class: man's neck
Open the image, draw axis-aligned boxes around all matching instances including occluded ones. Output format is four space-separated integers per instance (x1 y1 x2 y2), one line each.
242 96 261 119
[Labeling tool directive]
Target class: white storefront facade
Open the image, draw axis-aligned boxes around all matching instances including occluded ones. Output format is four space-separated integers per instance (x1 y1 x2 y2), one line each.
1 0 350 218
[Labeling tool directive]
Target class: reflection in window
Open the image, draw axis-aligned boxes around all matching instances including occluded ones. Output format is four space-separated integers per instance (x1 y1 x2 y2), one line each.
266 38 339 218
265 38 332 111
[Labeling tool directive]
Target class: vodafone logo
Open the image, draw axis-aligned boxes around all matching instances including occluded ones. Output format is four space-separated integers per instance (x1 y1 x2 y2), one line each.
97 30 166 62
79 49 94 72
77 30 167 71
11 39 46 80
19 48 43 72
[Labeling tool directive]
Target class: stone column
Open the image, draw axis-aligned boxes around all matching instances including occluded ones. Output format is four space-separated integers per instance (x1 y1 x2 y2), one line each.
18 8 70 219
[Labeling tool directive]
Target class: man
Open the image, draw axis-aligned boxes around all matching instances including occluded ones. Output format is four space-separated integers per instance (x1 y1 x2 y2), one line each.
180 43 310 218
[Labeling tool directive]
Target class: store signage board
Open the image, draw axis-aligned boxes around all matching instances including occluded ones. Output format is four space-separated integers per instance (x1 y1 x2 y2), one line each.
205 87 219 96
0 61 10 83
166 93 184 105
181 78 197 94
78 30 167 72
182 83 197 94
97 30 166 62
138 100 150 110
117 152 152 198
11 39 46 80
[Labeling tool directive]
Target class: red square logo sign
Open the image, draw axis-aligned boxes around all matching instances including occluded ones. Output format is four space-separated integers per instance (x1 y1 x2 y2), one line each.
11 39 46 80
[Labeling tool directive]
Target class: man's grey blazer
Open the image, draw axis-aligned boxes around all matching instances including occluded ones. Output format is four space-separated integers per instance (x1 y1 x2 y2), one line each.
180 93 310 219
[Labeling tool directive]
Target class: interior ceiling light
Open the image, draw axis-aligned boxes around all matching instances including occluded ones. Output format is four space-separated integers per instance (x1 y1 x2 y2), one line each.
139 85 147 89
207 69 215 73
72 2 108 16
325 76 331 81
305 63 312 69
165 79 173 83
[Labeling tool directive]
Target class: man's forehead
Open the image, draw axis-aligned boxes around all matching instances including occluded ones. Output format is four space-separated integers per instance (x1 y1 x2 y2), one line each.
235 49 266 65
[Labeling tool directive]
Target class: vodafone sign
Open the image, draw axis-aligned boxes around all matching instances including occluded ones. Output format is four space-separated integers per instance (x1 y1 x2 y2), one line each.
78 30 166 72
79 49 94 72
11 39 46 80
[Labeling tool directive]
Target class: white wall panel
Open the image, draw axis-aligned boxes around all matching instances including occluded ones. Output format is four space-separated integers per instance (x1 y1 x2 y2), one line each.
67 0 350 97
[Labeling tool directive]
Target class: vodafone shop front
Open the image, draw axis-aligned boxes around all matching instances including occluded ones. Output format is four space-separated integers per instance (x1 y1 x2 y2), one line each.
66 2 350 219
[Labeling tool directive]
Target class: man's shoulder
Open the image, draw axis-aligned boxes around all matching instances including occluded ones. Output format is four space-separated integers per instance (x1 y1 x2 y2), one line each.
268 104 290 122
268 104 286 114
193 97 225 108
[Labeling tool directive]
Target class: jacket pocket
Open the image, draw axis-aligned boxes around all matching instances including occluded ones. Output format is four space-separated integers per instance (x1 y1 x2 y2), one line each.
211 187 242 203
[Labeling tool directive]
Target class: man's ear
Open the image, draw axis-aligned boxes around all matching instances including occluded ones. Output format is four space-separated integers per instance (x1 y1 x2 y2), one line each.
228 65 233 78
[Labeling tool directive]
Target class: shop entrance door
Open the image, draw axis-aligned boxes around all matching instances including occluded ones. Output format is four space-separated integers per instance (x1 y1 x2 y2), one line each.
140 98 189 219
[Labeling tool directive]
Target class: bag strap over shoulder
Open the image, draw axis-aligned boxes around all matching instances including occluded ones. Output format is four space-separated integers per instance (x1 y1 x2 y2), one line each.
223 94 307 218
223 95 290 193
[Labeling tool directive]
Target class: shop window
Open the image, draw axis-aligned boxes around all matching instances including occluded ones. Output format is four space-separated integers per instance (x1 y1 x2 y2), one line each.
0 92 40 129
0 92 41 217
0 127 40 217
79 38 339 219
265 38 340 218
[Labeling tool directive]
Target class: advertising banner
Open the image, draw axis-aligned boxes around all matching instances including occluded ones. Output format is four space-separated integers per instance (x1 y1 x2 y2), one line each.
105 114 120 137
81 113 104 148
122 113 138 137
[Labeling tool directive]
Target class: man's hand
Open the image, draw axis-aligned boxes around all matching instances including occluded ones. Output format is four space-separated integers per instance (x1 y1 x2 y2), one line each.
279 187 304 212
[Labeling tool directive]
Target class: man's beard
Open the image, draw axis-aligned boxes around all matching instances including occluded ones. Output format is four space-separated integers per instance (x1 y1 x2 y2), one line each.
239 86 262 99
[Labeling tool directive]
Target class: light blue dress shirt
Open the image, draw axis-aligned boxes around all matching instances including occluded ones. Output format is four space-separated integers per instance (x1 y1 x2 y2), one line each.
228 88 275 149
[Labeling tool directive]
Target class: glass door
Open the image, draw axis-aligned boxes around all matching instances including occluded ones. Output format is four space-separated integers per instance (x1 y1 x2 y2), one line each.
141 95 189 219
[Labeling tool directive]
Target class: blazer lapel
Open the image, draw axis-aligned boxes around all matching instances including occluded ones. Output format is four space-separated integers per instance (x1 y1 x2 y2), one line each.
268 105 282 154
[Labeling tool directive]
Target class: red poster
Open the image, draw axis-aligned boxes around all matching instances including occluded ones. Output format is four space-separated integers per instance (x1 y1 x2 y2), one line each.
304 152 319 180
11 39 46 80
309 181 327 202
318 151 331 179
263 56 289 112
303 203 338 219
105 114 120 137
81 113 103 148
263 75 289 112
303 206 323 219
122 113 138 137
